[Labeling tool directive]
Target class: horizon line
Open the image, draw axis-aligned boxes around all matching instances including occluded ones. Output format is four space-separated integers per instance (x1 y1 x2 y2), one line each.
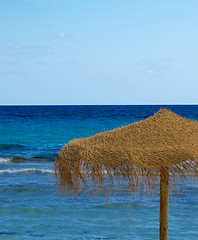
0 103 198 106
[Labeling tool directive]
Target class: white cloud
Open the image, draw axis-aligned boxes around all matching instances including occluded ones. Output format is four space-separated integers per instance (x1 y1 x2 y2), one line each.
135 55 185 76
0 43 54 56
0 60 18 64
47 48 53 54
8 42 20 49
58 32 65 38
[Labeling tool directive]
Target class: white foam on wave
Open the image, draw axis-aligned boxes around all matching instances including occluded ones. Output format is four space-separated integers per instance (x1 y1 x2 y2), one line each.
0 168 54 174
0 157 12 163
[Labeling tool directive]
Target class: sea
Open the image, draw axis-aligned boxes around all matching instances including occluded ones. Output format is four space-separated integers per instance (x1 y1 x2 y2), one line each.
0 105 198 240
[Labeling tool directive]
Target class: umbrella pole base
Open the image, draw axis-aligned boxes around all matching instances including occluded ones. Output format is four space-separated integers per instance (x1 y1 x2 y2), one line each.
160 168 169 240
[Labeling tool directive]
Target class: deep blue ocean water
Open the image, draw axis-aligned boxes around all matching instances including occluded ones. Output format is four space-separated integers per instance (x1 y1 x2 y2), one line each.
0 105 198 240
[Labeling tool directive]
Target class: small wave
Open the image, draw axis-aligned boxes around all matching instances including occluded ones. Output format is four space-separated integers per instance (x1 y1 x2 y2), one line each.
32 154 57 161
0 231 17 236
0 157 12 163
0 144 24 150
96 203 142 209
0 156 26 163
0 168 54 174
0 155 54 163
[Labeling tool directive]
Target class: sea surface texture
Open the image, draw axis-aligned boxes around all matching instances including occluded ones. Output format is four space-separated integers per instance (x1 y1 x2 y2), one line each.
0 105 198 240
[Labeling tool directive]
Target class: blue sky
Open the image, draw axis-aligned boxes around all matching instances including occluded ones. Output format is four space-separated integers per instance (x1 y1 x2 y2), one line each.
1 0 198 105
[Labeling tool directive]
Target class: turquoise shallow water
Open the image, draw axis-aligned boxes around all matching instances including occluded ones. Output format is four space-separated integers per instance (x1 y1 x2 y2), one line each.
0 105 198 239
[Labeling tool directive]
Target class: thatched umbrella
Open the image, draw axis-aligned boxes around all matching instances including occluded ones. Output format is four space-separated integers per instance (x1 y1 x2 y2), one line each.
55 109 198 240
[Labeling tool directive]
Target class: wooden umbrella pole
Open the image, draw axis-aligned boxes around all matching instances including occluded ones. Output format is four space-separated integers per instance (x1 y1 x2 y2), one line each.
160 168 169 240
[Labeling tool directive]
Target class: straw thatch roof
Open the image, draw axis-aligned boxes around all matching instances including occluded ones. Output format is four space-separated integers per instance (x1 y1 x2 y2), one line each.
55 109 198 194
